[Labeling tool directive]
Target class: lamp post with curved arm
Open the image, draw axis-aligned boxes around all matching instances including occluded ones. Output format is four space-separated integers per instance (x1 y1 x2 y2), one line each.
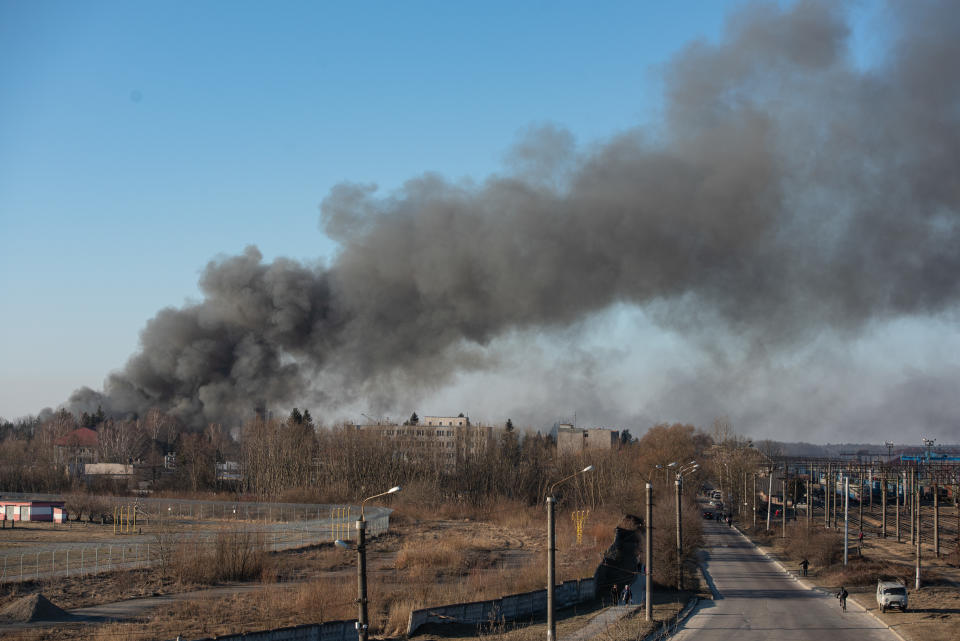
546 465 593 641
336 485 401 641
674 462 699 589
655 461 678 486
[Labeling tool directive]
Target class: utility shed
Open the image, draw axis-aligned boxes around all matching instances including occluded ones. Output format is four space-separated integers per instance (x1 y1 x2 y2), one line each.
0 499 66 522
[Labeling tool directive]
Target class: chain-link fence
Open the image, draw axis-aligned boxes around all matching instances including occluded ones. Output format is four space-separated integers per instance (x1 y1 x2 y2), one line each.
0 499 391 584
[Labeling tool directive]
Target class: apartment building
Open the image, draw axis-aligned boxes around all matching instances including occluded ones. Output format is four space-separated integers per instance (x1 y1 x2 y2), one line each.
356 415 495 467
556 424 620 456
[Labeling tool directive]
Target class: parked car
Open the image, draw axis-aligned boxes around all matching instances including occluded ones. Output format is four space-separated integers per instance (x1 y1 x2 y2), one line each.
876 580 908 613
702 511 714 519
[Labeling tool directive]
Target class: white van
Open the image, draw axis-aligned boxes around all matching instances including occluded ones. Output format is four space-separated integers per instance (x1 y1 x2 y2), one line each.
876 580 908 613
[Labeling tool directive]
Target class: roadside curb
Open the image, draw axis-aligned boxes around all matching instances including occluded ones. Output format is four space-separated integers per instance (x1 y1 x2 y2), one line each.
730 524 910 641
639 596 698 641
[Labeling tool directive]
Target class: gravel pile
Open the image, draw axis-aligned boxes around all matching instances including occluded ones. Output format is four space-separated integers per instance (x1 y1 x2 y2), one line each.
0 593 71 623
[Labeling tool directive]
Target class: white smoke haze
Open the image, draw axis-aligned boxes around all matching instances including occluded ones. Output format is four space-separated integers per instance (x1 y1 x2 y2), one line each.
67 2 960 441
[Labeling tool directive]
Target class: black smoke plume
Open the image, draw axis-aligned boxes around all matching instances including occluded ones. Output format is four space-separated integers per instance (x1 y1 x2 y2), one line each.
70 2 960 429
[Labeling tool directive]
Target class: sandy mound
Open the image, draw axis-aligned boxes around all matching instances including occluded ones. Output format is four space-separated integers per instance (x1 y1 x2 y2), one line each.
0 593 71 623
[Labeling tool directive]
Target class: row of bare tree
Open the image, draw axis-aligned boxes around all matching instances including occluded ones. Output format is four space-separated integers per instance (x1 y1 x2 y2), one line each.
0 406 722 522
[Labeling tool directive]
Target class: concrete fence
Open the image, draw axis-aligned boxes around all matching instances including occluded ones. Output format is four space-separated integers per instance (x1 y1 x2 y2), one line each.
175 578 595 641
406 577 596 635
185 618 358 641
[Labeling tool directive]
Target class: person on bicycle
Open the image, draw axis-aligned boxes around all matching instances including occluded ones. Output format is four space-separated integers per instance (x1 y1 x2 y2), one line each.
836 586 848 612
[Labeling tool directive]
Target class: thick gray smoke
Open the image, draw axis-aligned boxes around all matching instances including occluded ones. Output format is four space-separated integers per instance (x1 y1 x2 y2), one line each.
70 1 960 429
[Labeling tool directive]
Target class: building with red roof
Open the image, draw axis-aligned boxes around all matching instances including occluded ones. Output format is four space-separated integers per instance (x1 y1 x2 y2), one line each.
54 427 99 472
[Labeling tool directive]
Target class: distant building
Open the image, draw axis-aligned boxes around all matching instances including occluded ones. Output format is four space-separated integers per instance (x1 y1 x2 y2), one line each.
422 415 470 427
216 461 242 482
82 463 133 479
54 427 99 475
556 424 620 456
0 499 66 523
356 414 494 468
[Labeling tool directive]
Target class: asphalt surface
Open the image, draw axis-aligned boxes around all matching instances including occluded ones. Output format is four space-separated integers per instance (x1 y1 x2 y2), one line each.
673 511 900 641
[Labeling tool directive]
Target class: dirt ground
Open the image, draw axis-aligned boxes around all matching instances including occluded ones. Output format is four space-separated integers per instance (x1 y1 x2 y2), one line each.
0 511 605 640
849 585 960 641
0 517 287 549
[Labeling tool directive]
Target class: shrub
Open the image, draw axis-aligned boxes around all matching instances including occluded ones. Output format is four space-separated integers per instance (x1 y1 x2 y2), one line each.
165 529 270 585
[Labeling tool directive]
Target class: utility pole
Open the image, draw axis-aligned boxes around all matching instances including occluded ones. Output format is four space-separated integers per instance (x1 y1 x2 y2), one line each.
645 482 652 622
833 467 839 528
858 467 864 536
793 473 800 523
916 479 922 590
766 468 774 531
896 472 901 543
806 475 811 529
342 485 401 641
546 495 556 641
934 481 940 558
547 466 593 641
881 475 887 538
356 519 369 641
781 471 787 537
675 477 682 590
910 468 916 545
752 473 757 530
825 464 831 529
843 476 850 566
742 471 747 518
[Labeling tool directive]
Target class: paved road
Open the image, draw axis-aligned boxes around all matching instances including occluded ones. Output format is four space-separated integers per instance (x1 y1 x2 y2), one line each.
673 513 899 641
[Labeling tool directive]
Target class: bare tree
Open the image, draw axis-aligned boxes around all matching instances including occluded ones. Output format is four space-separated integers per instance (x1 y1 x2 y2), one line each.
97 419 147 463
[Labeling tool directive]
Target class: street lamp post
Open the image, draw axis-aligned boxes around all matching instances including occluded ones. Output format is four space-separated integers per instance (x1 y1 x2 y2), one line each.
655 461 678 486
547 465 593 641
336 485 401 641
843 476 849 566
674 462 698 590
766 466 775 531
645 481 653 622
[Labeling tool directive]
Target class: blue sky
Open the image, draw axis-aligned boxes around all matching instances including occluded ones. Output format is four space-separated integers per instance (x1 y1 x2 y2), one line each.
0 1 733 414
6 1 948 445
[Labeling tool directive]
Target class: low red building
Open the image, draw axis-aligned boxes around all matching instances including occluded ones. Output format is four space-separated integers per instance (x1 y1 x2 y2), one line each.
0 499 66 523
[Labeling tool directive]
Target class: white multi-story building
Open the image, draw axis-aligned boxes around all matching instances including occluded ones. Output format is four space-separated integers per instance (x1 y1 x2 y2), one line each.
356 414 495 467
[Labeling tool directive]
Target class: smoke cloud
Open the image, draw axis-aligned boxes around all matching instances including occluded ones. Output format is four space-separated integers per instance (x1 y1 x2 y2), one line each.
70 2 960 433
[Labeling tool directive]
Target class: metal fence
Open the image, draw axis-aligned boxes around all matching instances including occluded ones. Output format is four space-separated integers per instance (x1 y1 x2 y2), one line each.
0 503 390 584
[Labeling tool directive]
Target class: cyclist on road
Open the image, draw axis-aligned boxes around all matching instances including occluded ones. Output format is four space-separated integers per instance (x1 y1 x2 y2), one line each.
836 586 848 612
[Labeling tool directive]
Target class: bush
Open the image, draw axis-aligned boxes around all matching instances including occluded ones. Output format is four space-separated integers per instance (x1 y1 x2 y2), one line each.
165 529 270 585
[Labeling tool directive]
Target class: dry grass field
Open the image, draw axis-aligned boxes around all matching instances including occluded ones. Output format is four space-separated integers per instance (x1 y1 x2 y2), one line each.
0 500 630 641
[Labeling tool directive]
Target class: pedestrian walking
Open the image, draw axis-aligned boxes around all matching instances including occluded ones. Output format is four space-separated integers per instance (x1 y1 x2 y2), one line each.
621 584 633 605
799 558 809 577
